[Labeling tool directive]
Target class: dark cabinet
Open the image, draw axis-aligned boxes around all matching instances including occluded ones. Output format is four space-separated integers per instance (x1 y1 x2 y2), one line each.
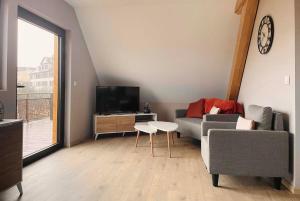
0 120 23 195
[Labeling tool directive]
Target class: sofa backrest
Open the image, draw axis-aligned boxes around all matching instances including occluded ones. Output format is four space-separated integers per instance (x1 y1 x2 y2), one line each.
246 105 285 131
246 105 273 130
272 112 284 131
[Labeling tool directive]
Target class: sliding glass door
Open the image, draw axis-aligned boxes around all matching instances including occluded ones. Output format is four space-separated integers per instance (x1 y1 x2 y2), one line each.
17 7 65 165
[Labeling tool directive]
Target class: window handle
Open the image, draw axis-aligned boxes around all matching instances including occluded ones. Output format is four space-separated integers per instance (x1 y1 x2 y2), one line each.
17 84 25 88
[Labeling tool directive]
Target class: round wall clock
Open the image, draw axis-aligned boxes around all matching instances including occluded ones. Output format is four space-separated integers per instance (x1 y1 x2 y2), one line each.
257 15 274 54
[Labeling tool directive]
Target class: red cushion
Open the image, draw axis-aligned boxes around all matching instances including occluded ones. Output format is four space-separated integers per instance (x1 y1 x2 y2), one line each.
236 103 245 116
186 99 205 118
214 99 236 114
204 98 220 114
204 98 244 115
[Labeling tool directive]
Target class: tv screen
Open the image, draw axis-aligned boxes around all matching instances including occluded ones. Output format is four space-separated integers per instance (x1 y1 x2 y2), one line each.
96 86 140 114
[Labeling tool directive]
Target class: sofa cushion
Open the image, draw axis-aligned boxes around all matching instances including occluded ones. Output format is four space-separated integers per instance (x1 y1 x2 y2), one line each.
236 117 255 130
204 98 244 115
209 106 220 114
204 98 219 114
177 117 203 124
186 99 205 118
214 99 236 114
273 112 284 131
246 105 273 130
175 118 202 140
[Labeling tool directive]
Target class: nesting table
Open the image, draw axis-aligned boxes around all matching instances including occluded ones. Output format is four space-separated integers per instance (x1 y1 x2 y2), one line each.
134 121 178 158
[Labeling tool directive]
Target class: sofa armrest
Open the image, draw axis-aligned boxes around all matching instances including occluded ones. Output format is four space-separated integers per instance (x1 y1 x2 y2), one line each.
201 121 236 137
207 129 289 177
203 114 240 122
175 109 187 118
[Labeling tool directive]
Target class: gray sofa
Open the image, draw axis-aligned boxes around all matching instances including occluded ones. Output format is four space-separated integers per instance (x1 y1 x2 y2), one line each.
175 109 240 140
201 105 289 190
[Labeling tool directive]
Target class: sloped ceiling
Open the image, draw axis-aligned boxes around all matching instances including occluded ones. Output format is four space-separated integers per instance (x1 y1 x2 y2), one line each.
65 0 239 103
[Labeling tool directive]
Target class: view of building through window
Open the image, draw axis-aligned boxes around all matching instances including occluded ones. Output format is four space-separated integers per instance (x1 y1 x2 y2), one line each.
18 19 55 95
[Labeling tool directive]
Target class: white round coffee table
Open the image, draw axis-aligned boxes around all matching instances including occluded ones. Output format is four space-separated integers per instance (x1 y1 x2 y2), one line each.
148 121 178 158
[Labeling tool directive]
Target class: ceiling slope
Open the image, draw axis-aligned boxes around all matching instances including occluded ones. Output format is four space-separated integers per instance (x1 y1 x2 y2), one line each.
65 0 239 103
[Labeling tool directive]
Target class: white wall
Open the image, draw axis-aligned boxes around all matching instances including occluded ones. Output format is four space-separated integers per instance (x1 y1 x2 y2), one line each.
0 0 18 118
0 0 98 146
66 0 239 120
294 0 300 189
238 0 297 186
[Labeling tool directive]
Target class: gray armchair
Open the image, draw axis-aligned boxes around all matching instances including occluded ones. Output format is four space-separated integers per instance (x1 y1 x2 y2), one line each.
201 105 289 190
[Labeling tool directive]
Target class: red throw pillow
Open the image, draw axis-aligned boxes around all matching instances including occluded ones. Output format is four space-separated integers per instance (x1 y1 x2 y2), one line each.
186 99 205 118
204 98 220 114
214 99 236 114
236 103 245 116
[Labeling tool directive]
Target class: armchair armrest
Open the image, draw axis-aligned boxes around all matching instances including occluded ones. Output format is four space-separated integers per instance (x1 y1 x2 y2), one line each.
201 121 236 137
203 114 240 122
207 129 289 177
175 109 187 118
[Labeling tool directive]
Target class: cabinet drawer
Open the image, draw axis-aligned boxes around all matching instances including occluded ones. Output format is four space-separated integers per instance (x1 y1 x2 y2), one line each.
116 116 135 125
96 116 117 125
117 124 135 132
96 124 117 133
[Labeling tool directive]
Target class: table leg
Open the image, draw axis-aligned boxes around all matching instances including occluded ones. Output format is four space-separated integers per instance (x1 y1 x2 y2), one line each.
135 130 140 147
167 132 171 158
150 133 154 157
171 132 174 144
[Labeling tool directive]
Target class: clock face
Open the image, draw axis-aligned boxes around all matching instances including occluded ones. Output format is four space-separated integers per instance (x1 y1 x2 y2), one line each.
257 15 274 54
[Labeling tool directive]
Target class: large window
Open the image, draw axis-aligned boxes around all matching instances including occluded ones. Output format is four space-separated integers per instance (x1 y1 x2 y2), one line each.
17 7 65 165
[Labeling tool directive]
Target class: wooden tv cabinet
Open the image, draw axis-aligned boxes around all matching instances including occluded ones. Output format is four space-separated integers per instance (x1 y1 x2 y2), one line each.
94 113 157 140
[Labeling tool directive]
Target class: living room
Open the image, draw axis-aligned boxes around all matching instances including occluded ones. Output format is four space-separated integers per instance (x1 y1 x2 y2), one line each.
1 0 300 200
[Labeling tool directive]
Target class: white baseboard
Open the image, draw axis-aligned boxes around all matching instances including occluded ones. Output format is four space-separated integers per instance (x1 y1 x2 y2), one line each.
282 179 300 194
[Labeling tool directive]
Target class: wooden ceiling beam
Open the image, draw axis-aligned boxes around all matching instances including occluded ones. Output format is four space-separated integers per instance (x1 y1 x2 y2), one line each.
226 0 259 100
235 0 247 15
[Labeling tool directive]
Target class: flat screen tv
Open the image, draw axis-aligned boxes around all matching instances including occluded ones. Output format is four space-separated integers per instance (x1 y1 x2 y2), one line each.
96 86 140 115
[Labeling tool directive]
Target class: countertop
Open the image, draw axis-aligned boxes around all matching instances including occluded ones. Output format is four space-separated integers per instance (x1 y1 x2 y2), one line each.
0 119 23 128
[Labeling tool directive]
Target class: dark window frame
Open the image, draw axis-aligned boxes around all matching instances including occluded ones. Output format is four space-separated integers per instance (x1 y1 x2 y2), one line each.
18 6 65 166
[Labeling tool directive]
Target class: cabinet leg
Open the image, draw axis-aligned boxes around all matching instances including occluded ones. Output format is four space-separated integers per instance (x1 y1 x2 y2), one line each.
17 182 23 195
95 134 99 140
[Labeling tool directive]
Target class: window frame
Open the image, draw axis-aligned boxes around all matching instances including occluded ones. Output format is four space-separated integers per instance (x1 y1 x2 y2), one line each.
18 6 66 166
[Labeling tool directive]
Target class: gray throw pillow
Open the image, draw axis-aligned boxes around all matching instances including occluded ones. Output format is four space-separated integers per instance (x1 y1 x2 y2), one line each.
246 105 273 130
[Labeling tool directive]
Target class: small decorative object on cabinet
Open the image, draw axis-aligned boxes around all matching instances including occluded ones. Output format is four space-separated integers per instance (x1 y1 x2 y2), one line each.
144 102 151 114
0 101 4 121
258 15 274 54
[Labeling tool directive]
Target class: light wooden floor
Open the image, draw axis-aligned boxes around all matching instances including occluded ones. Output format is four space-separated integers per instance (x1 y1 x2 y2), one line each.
1 134 300 201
